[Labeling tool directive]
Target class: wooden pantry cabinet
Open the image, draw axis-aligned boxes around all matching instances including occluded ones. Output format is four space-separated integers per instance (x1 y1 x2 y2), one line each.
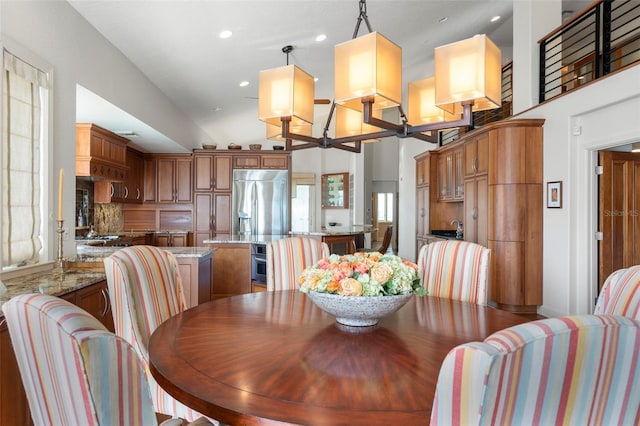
485 119 544 313
415 119 544 313
193 152 233 244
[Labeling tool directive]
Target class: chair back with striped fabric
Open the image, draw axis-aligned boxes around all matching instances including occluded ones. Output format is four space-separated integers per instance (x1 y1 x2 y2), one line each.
431 314 640 426
417 240 490 305
103 245 206 422
594 265 640 320
267 237 330 291
2 294 158 426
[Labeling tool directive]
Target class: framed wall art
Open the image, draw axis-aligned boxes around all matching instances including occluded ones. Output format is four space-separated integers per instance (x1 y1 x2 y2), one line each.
547 181 563 208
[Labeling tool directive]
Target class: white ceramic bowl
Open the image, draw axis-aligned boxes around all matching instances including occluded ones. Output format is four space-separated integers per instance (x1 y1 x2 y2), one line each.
305 291 413 327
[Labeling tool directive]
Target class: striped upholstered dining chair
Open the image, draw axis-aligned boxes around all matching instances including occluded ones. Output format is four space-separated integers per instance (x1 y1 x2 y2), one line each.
266 237 330 291
431 314 640 425
104 245 213 423
2 293 211 426
594 265 640 320
417 240 491 305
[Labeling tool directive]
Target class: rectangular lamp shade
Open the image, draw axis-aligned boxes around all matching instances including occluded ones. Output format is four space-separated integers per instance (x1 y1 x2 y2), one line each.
266 120 312 141
407 77 459 125
259 64 315 126
335 104 382 142
434 34 502 114
334 32 402 112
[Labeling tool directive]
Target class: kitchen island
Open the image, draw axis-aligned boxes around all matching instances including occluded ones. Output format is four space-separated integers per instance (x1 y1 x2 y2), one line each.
204 234 288 298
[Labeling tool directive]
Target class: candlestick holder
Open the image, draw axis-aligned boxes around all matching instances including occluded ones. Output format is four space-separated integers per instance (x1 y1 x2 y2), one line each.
56 219 65 271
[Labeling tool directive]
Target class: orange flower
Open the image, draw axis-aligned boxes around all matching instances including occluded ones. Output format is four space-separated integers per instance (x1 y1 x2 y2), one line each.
370 262 393 284
338 278 363 296
339 261 354 278
327 280 341 292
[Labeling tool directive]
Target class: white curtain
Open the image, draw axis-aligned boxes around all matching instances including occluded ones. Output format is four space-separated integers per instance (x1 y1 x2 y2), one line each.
2 50 48 266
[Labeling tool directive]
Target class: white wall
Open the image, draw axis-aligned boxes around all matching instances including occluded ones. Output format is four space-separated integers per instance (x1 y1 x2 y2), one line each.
0 0 211 258
513 64 640 317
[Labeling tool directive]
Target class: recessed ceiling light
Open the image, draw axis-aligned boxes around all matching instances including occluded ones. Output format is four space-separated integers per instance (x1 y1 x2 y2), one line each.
315 34 327 42
438 16 448 23
213 106 223 112
239 81 249 87
491 15 501 22
314 77 319 82
219 30 232 39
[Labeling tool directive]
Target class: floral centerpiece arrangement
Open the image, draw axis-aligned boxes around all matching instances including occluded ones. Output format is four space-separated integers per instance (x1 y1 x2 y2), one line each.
299 252 427 297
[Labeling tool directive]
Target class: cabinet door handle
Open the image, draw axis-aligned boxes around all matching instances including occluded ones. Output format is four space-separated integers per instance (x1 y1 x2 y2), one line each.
472 158 477 173
100 288 110 318
136 188 141 200
472 207 478 220
110 183 115 197
420 208 425 218
124 186 129 199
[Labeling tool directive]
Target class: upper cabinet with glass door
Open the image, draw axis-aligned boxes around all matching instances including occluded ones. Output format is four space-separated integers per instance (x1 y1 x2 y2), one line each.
321 173 349 209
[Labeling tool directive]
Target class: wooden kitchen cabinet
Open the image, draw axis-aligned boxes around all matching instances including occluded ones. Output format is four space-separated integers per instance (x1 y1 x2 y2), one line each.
193 182 232 245
123 147 144 203
464 175 488 247
154 232 192 247
416 153 430 187
194 154 232 192
0 279 119 425
207 243 252 299
464 133 489 177
94 147 145 204
487 120 544 313
194 193 213 246
176 252 212 308
0 319 32 425
213 193 232 238
143 157 157 203
76 123 129 181
156 156 193 203
415 151 432 257
415 119 544 313
74 280 115 332
437 146 463 202
234 154 260 169
194 191 231 244
261 154 289 169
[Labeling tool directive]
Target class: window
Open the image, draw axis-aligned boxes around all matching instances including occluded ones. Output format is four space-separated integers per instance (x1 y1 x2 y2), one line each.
1 49 50 270
376 193 394 222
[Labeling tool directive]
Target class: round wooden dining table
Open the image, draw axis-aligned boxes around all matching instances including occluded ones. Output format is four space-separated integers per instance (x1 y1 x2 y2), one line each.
149 290 530 425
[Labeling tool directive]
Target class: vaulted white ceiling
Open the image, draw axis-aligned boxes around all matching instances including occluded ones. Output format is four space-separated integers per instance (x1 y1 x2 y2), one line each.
69 0 590 152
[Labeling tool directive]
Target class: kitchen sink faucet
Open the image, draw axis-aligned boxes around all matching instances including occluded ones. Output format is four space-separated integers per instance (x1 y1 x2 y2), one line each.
450 220 463 240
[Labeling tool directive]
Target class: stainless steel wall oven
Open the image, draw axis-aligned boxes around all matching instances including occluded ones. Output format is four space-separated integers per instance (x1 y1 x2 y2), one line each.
251 243 267 284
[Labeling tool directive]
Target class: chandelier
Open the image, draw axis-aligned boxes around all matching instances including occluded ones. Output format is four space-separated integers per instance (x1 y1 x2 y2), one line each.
258 0 502 153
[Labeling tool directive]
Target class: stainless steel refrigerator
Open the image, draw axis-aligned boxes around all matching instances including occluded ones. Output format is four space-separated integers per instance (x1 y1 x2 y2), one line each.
232 169 289 236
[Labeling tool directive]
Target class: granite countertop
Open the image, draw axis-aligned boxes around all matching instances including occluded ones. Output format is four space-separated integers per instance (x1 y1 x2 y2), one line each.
72 246 214 262
0 246 215 317
203 234 288 244
0 267 107 315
